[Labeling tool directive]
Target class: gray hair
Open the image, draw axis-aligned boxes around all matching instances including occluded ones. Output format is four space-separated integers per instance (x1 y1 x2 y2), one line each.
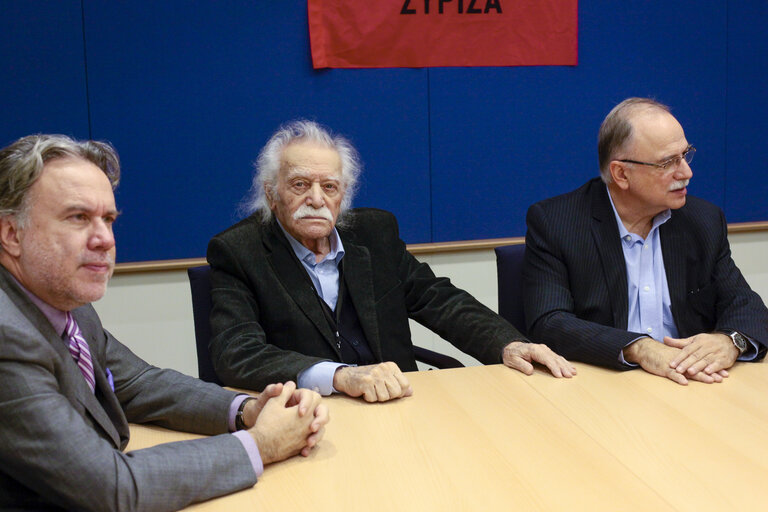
597 97 670 184
0 134 120 227
243 120 362 223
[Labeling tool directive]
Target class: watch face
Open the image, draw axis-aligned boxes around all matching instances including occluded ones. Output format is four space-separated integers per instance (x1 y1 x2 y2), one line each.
732 332 748 352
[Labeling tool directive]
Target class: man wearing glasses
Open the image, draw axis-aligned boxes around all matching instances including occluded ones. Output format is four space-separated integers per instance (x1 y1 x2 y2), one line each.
523 97 768 384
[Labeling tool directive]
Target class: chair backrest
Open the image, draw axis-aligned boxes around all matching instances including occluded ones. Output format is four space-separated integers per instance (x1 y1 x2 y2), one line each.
187 265 223 384
494 244 527 335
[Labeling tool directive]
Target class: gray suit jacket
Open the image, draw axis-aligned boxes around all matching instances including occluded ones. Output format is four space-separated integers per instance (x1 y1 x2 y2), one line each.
523 178 768 369
0 266 257 512
207 208 523 390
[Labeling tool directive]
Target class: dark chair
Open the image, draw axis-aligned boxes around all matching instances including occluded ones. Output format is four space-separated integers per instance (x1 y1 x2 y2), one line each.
494 244 527 335
188 265 224 384
187 265 463 383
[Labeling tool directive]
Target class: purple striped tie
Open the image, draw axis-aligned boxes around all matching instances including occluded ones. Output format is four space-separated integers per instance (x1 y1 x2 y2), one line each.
64 312 96 392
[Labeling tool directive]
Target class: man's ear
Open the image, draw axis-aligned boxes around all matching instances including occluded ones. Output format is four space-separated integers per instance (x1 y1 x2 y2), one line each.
609 161 630 191
0 216 22 258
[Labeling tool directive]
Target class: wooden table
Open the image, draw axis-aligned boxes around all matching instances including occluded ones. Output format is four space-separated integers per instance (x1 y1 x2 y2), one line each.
127 362 767 511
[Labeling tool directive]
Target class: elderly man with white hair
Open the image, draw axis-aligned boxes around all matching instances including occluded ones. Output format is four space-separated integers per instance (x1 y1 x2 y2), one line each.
207 120 575 402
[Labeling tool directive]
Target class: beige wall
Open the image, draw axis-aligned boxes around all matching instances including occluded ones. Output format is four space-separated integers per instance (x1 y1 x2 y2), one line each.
93 231 768 378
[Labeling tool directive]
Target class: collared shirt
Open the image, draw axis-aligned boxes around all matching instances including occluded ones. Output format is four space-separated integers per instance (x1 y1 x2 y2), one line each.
9 275 263 477
607 188 757 363
607 189 677 346
276 220 347 395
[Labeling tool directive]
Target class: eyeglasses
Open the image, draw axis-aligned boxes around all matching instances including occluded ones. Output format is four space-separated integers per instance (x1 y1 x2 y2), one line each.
617 145 696 171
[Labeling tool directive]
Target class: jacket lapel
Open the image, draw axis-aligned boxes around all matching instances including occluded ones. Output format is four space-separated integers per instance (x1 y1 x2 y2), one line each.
590 184 630 329
659 213 687 330
263 221 339 353
0 269 122 448
339 241 383 361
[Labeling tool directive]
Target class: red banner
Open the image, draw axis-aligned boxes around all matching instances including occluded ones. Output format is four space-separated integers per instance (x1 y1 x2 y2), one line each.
308 0 578 69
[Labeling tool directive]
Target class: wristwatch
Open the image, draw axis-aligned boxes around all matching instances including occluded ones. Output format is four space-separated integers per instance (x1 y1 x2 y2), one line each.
235 397 257 431
721 330 748 356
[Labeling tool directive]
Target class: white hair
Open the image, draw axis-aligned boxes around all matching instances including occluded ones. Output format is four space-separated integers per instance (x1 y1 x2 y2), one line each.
243 120 362 224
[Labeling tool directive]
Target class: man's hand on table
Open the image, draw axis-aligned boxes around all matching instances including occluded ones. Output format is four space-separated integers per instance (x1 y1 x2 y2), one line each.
665 333 738 378
623 337 728 385
333 362 413 402
502 341 577 378
247 381 329 463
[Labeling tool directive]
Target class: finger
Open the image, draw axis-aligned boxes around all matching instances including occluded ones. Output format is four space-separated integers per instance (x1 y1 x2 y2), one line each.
689 371 718 384
373 380 391 402
262 383 283 398
663 336 692 349
274 380 297 406
685 357 713 376
311 404 330 432
292 389 319 417
718 369 729 377
665 369 689 386
384 375 403 399
505 355 534 375
362 384 378 403
671 349 706 374
394 371 411 395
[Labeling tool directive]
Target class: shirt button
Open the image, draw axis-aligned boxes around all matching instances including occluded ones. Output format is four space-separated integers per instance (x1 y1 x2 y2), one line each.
647 327 653 333
643 244 649 250
624 236 631 242
643 285 650 292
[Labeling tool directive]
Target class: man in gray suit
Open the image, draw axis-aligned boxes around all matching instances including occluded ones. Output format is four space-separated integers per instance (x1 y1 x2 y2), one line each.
0 134 329 511
208 120 576 402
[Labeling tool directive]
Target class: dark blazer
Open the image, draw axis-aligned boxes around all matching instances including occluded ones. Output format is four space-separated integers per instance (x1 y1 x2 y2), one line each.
0 266 256 512
207 208 522 390
523 178 768 370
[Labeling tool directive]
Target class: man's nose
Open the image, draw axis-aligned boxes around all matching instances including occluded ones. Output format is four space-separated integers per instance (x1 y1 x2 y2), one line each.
89 219 115 250
306 183 325 207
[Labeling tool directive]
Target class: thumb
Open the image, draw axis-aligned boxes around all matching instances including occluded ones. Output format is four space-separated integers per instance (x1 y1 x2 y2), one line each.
663 336 689 348
273 381 297 407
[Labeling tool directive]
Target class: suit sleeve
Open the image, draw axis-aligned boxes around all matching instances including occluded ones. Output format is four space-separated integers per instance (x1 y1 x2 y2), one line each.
0 315 257 512
524 202 640 369
702 208 768 358
381 212 524 364
207 234 328 390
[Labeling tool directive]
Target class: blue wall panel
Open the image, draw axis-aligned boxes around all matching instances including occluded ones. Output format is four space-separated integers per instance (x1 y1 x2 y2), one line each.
0 1 89 146
725 2 768 220
429 0 729 241
82 2 430 261
1 1 765 262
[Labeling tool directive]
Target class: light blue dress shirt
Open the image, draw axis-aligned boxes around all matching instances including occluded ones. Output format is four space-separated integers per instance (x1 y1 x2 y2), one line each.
276 220 347 395
606 188 757 364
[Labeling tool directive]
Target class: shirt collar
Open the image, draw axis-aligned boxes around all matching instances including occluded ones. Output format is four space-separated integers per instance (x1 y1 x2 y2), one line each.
606 185 672 242
276 218 345 266
8 274 68 336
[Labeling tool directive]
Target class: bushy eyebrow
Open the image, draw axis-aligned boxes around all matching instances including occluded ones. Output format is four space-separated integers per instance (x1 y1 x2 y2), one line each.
61 204 120 219
284 168 341 183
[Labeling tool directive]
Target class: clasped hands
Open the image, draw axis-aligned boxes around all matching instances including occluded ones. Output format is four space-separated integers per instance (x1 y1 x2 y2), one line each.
624 333 740 385
241 381 329 464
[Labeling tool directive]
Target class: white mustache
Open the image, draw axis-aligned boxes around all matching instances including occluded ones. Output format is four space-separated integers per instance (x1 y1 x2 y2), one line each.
669 179 689 191
293 205 334 222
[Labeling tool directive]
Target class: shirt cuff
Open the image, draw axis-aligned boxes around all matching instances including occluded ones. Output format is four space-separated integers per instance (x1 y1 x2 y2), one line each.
619 336 648 367
232 430 264 478
738 334 761 361
298 361 348 395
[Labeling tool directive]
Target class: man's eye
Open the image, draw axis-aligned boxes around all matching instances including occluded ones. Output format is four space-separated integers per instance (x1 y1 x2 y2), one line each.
324 183 338 192
293 181 308 190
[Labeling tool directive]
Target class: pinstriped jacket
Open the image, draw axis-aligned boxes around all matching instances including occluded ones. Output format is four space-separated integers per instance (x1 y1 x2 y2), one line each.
523 178 768 369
